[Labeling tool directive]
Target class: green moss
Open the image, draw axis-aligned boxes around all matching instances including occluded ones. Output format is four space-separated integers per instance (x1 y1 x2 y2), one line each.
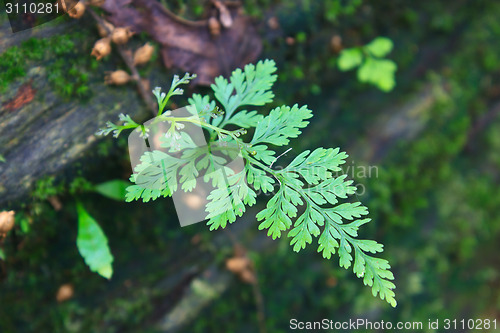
32 176 61 201
0 46 27 92
0 32 92 98
46 33 93 99
32 174 95 203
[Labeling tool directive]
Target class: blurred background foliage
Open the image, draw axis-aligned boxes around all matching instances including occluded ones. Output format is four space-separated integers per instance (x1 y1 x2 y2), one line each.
1 0 500 332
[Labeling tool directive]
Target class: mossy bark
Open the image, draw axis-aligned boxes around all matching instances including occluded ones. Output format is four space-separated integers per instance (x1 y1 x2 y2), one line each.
0 19 161 206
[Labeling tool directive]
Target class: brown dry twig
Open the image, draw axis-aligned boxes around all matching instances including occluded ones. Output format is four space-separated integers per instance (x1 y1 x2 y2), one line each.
87 8 157 115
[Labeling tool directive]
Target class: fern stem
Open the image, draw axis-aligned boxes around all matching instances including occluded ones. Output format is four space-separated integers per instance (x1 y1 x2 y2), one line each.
157 115 240 141
244 154 283 186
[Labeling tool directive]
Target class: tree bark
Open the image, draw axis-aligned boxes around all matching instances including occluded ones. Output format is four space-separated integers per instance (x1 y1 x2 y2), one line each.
0 21 155 206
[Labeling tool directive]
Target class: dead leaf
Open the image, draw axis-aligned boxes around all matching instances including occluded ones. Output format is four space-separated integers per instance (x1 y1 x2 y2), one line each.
3 82 36 112
101 0 262 85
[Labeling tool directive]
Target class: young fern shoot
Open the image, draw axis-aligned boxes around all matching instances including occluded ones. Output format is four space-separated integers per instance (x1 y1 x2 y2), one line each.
98 59 397 307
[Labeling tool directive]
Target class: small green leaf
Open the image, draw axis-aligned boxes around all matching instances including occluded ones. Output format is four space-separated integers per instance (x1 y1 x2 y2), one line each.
339 38 397 92
339 237 353 269
251 104 312 146
76 202 114 279
97 264 113 279
212 59 277 120
257 186 300 239
357 58 397 92
365 37 394 58
187 93 215 121
94 180 130 201
289 207 322 252
0 154 5 163
330 202 368 220
249 145 276 165
206 170 256 230
338 48 363 71
226 110 263 128
246 163 275 193
18 215 31 234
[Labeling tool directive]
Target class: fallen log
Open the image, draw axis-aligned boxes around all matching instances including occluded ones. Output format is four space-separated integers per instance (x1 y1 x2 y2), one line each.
0 21 153 206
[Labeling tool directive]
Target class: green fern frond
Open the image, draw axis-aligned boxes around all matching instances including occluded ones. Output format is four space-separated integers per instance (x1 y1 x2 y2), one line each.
99 59 397 307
